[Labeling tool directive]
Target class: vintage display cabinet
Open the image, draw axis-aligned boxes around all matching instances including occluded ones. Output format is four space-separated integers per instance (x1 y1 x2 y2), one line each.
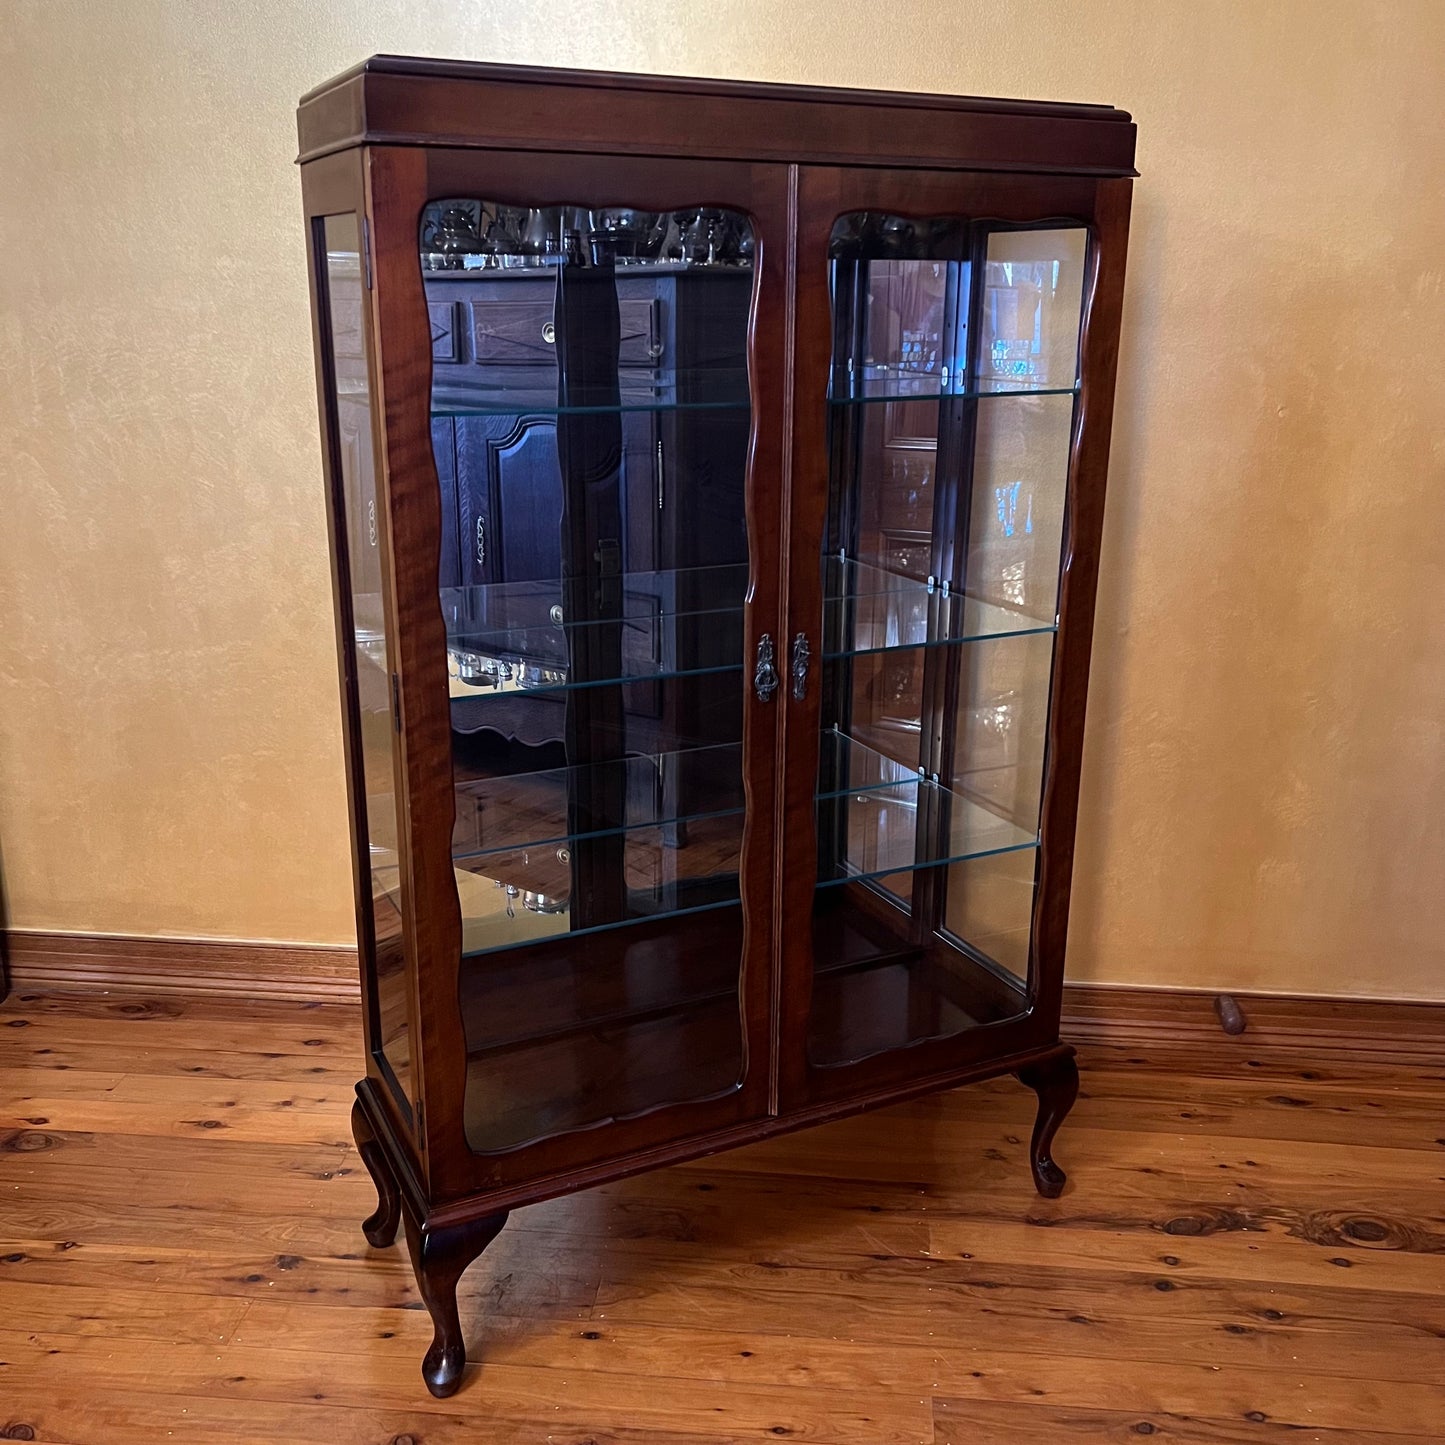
297 56 1135 1396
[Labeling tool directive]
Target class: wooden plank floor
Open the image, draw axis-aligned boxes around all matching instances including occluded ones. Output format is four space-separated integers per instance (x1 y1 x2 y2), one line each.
1 989 1442 1444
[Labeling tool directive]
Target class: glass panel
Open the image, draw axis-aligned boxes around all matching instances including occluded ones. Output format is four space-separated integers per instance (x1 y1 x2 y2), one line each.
966 394 1074 623
978 229 1087 392
950 631 1054 836
809 215 1086 1070
321 214 411 1115
822 556 1056 656
443 562 747 699
944 848 1038 989
420 199 755 1153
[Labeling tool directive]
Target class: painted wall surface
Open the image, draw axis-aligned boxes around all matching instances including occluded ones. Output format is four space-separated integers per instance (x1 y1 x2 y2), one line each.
1 2 1442 997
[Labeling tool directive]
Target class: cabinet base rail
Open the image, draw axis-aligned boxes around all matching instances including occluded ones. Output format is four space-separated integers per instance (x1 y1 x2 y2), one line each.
352 1041 1078 1397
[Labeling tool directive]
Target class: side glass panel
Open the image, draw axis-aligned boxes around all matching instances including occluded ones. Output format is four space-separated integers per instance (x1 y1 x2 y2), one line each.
320 214 412 1115
419 202 755 1153
811 216 1086 1069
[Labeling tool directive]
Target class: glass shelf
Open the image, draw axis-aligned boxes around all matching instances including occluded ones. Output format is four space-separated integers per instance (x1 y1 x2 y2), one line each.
460 915 746 1153
827 367 1078 405
457 900 748 1154
452 730 745 958
445 563 746 652
444 562 747 702
452 743 744 865
816 728 922 802
431 389 750 419
459 903 742 1055
823 556 1057 656
458 893 740 961
815 729 1039 887
449 658 741 707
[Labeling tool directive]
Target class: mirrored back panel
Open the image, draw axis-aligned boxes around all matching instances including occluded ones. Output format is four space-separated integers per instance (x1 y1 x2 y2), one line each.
418 200 758 1153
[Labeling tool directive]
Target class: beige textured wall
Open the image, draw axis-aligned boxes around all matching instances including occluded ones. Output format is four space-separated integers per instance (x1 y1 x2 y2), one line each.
2 2 1442 997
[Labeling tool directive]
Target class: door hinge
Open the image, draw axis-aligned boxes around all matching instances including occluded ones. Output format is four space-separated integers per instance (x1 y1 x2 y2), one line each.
361 216 374 290
390 672 401 731
415 1097 425 1139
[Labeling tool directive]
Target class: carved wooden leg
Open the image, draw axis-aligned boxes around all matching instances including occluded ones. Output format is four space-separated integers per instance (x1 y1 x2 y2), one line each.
350 1097 401 1248
1016 1050 1080 1199
403 1206 509 1398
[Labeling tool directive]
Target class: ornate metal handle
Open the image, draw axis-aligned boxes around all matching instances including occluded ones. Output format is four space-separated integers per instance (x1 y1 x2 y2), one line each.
754 634 779 703
475 514 486 568
791 632 811 701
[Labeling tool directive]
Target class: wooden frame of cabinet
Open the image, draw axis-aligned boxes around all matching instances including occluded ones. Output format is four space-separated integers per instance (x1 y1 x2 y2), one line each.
298 55 1135 1398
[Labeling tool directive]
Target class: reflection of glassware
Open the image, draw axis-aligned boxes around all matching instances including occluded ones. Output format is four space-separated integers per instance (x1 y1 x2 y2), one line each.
421 204 485 270
521 890 569 915
828 211 873 259
516 661 567 690
425 198 753 274
675 210 708 264
486 205 528 260
657 211 685 262
589 208 666 263
519 205 589 259
520 206 556 257
878 215 916 256
677 208 744 266
984 263 1044 382
452 648 511 688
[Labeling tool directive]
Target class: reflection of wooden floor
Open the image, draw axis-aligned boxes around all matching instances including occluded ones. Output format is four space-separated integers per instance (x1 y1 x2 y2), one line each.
455 810 744 900
455 892 1028 1152
5 986 1442 1440
453 760 744 901
460 906 746 1153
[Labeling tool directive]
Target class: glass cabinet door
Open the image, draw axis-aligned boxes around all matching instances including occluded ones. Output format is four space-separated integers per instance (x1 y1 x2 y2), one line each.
795 195 1089 1081
413 189 776 1158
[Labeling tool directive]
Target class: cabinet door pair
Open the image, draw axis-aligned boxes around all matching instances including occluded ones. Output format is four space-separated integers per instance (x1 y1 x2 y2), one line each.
330 148 1116 1188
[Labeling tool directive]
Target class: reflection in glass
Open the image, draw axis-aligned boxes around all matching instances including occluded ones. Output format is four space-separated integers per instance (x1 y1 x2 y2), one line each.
967 394 1074 621
978 229 1086 392
420 200 757 1153
321 214 412 1117
810 216 1086 1069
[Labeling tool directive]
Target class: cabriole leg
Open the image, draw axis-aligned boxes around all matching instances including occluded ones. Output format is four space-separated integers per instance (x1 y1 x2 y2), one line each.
1016 1050 1080 1199
403 1206 510 1398
350 1096 401 1248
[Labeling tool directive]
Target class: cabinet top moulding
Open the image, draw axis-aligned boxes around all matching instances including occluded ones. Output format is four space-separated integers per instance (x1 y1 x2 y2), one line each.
296 55 1137 176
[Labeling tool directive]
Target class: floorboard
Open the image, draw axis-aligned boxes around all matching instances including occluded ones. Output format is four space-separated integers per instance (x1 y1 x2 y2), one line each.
2 987 1442 1443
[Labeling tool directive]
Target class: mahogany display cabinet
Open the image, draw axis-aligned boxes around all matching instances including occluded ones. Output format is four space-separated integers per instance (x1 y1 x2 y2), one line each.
297 55 1135 1397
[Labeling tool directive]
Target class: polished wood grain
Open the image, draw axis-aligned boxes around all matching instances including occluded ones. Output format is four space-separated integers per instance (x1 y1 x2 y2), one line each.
295 57 1138 177
3 987 1442 1440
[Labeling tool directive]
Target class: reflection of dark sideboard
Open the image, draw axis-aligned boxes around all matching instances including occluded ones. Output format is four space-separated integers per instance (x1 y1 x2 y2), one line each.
428 266 751 754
